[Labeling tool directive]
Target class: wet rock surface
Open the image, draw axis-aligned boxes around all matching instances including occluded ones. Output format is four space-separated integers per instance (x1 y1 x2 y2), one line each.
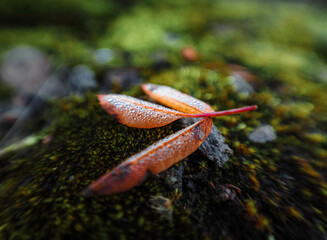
158 164 185 192
199 124 233 166
181 118 233 166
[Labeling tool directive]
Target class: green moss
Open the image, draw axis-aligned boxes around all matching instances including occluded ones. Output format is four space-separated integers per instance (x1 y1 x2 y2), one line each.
0 94 197 240
146 66 327 238
1 64 327 239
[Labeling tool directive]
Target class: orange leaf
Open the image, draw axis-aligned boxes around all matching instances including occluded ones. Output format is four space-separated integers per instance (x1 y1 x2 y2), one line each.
81 117 213 196
98 94 185 128
141 84 214 114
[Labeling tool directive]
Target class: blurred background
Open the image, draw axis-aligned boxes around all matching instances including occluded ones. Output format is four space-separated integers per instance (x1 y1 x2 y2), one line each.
0 0 327 147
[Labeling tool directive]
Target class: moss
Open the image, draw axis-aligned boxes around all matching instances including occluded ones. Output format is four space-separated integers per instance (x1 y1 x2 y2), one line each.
146 66 327 239
1 62 327 239
0 94 195 240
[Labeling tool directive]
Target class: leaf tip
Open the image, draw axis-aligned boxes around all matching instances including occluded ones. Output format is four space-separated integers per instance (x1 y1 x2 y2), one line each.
97 94 109 109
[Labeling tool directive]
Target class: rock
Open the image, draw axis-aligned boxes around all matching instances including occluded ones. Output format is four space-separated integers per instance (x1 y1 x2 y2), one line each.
67 65 97 94
0 45 67 100
181 118 233 166
231 73 254 97
94 48 114 64
198 124 233 166
158 164 184 192
102 68 142 92
248 124 277 143
0 46 49 95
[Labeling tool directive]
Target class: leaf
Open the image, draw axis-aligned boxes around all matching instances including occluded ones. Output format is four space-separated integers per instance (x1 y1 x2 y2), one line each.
98 92 257 128
86 84 257 196
141 83 214 114
97 94 185 128
81 117 213 196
